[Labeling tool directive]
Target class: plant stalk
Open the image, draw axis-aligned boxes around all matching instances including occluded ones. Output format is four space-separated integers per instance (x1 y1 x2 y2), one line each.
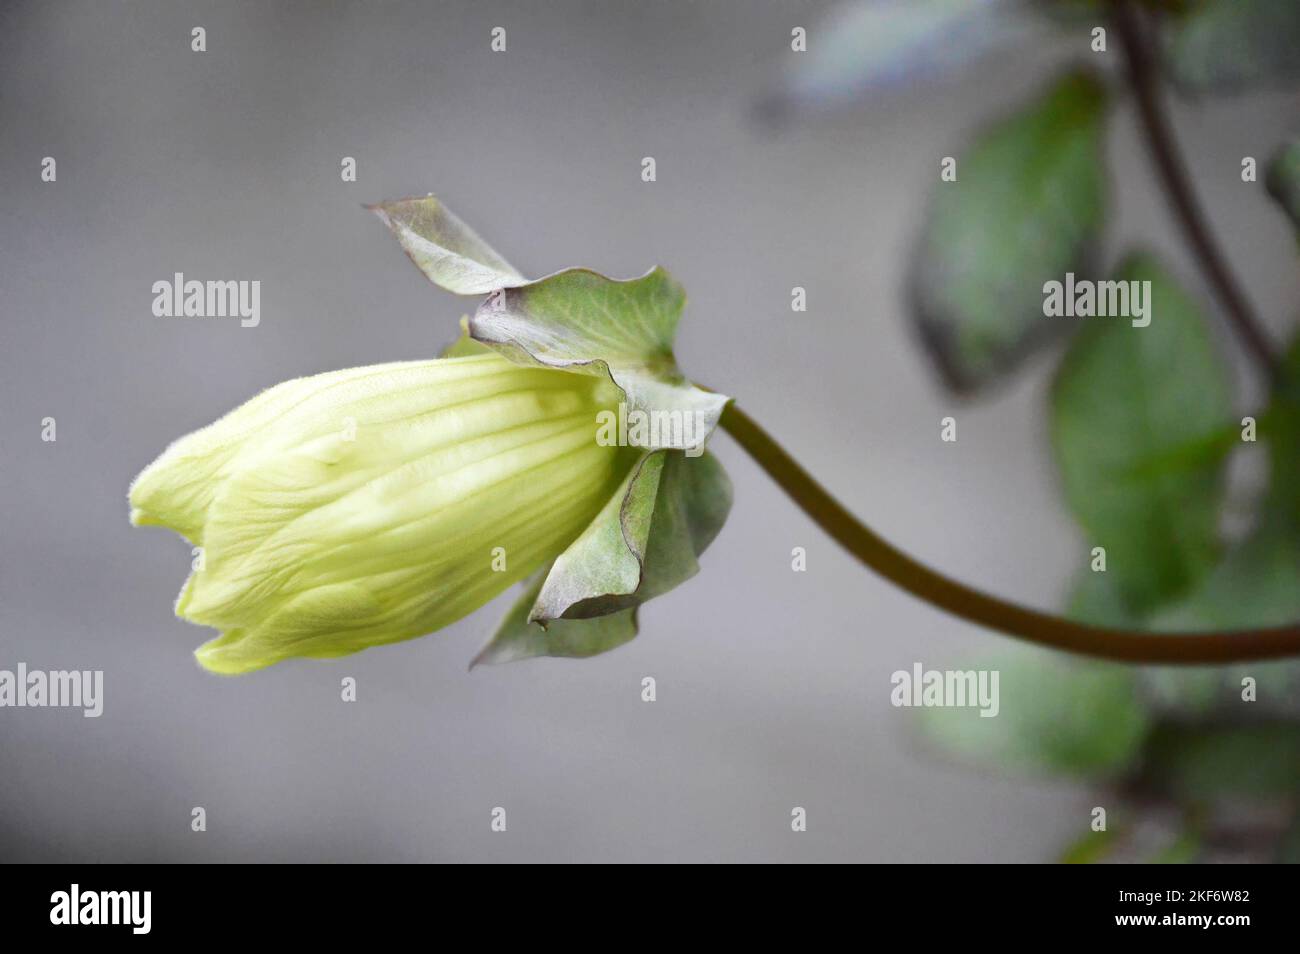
718 401 1300 664
1111 0 1279 380
718 2 1297 664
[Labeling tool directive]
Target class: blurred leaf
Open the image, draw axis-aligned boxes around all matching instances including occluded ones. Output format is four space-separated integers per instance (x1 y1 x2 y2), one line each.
1050 253 1231 613
1140 670 1226 718
471 570 638 667
1280 813 1300 862
910 71 1109 391
1162 0 1300 94
1119 418 1240 482
1100 443 1299 719
1067 566 1140 628
1059 825 1123 864
919 651 1149 778
1139 723 1300 799
758 0 1039 119
1071 565 1220 715
1153 523 1300 632
1141 374 1300 717
1268 338 1300 526
532 450 733 622
1266 138 1300 234
1030 0 1104 20
1150 825 1201 863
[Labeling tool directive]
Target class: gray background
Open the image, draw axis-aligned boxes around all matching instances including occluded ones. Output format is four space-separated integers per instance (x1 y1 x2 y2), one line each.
2 0 1296 862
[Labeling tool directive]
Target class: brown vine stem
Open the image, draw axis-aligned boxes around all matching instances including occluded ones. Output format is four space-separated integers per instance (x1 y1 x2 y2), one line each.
1112 0 1279 380
718 401 1300 664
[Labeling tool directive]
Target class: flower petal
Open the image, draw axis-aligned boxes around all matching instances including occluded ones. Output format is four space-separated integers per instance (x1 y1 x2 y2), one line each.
132 353 636 673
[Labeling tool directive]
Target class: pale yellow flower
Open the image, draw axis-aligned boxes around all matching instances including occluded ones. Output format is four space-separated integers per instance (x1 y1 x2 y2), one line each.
130 353 632 674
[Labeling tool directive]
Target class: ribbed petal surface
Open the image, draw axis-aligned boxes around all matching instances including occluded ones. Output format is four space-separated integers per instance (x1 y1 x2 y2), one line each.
129 354 631 673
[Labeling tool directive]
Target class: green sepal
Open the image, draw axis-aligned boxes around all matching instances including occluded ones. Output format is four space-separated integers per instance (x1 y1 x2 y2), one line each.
369 195 525 295
471 568 638 668
375 194 730 452
374 194 736 661
531 449 733 623
470 267 730 453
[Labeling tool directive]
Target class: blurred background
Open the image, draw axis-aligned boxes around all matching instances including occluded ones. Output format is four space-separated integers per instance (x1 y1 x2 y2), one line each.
1 0 1297 862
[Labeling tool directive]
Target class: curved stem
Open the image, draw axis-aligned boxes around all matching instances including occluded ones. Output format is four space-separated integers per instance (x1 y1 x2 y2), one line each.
718 402 1300 664
1112 0 1279 379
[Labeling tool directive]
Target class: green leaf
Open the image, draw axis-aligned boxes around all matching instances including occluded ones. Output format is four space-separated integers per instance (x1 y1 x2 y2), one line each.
1130 338 1300 716
370 195 525 295
918 651 1150 778
910 70 1109 392
1266 138 1300 234
1153 523 1300 631
1162 0 1300 95
470 267 730 451
759 0 1038 119
532 449 732 622
1066 568 1221 716
1067 567 1140 628
1280 813 1300 862
1142 522 1300 719
1058 826 1123 865
1050 253 1232 614
1138 723 1300 800
1150 826 1201 864
1063 344 1300 721
471 570 638 667
1268 338 1300 527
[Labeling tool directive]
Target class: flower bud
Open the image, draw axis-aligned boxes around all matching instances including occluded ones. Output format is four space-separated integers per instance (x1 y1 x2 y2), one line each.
130 354 631 674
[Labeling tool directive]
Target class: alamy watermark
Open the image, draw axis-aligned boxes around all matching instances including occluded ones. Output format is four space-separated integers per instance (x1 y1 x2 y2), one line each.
152 272 260 327
595 402 707 457
1042 272 1151 328
890 663 999 718
50 884 150 934
0 664 103 717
